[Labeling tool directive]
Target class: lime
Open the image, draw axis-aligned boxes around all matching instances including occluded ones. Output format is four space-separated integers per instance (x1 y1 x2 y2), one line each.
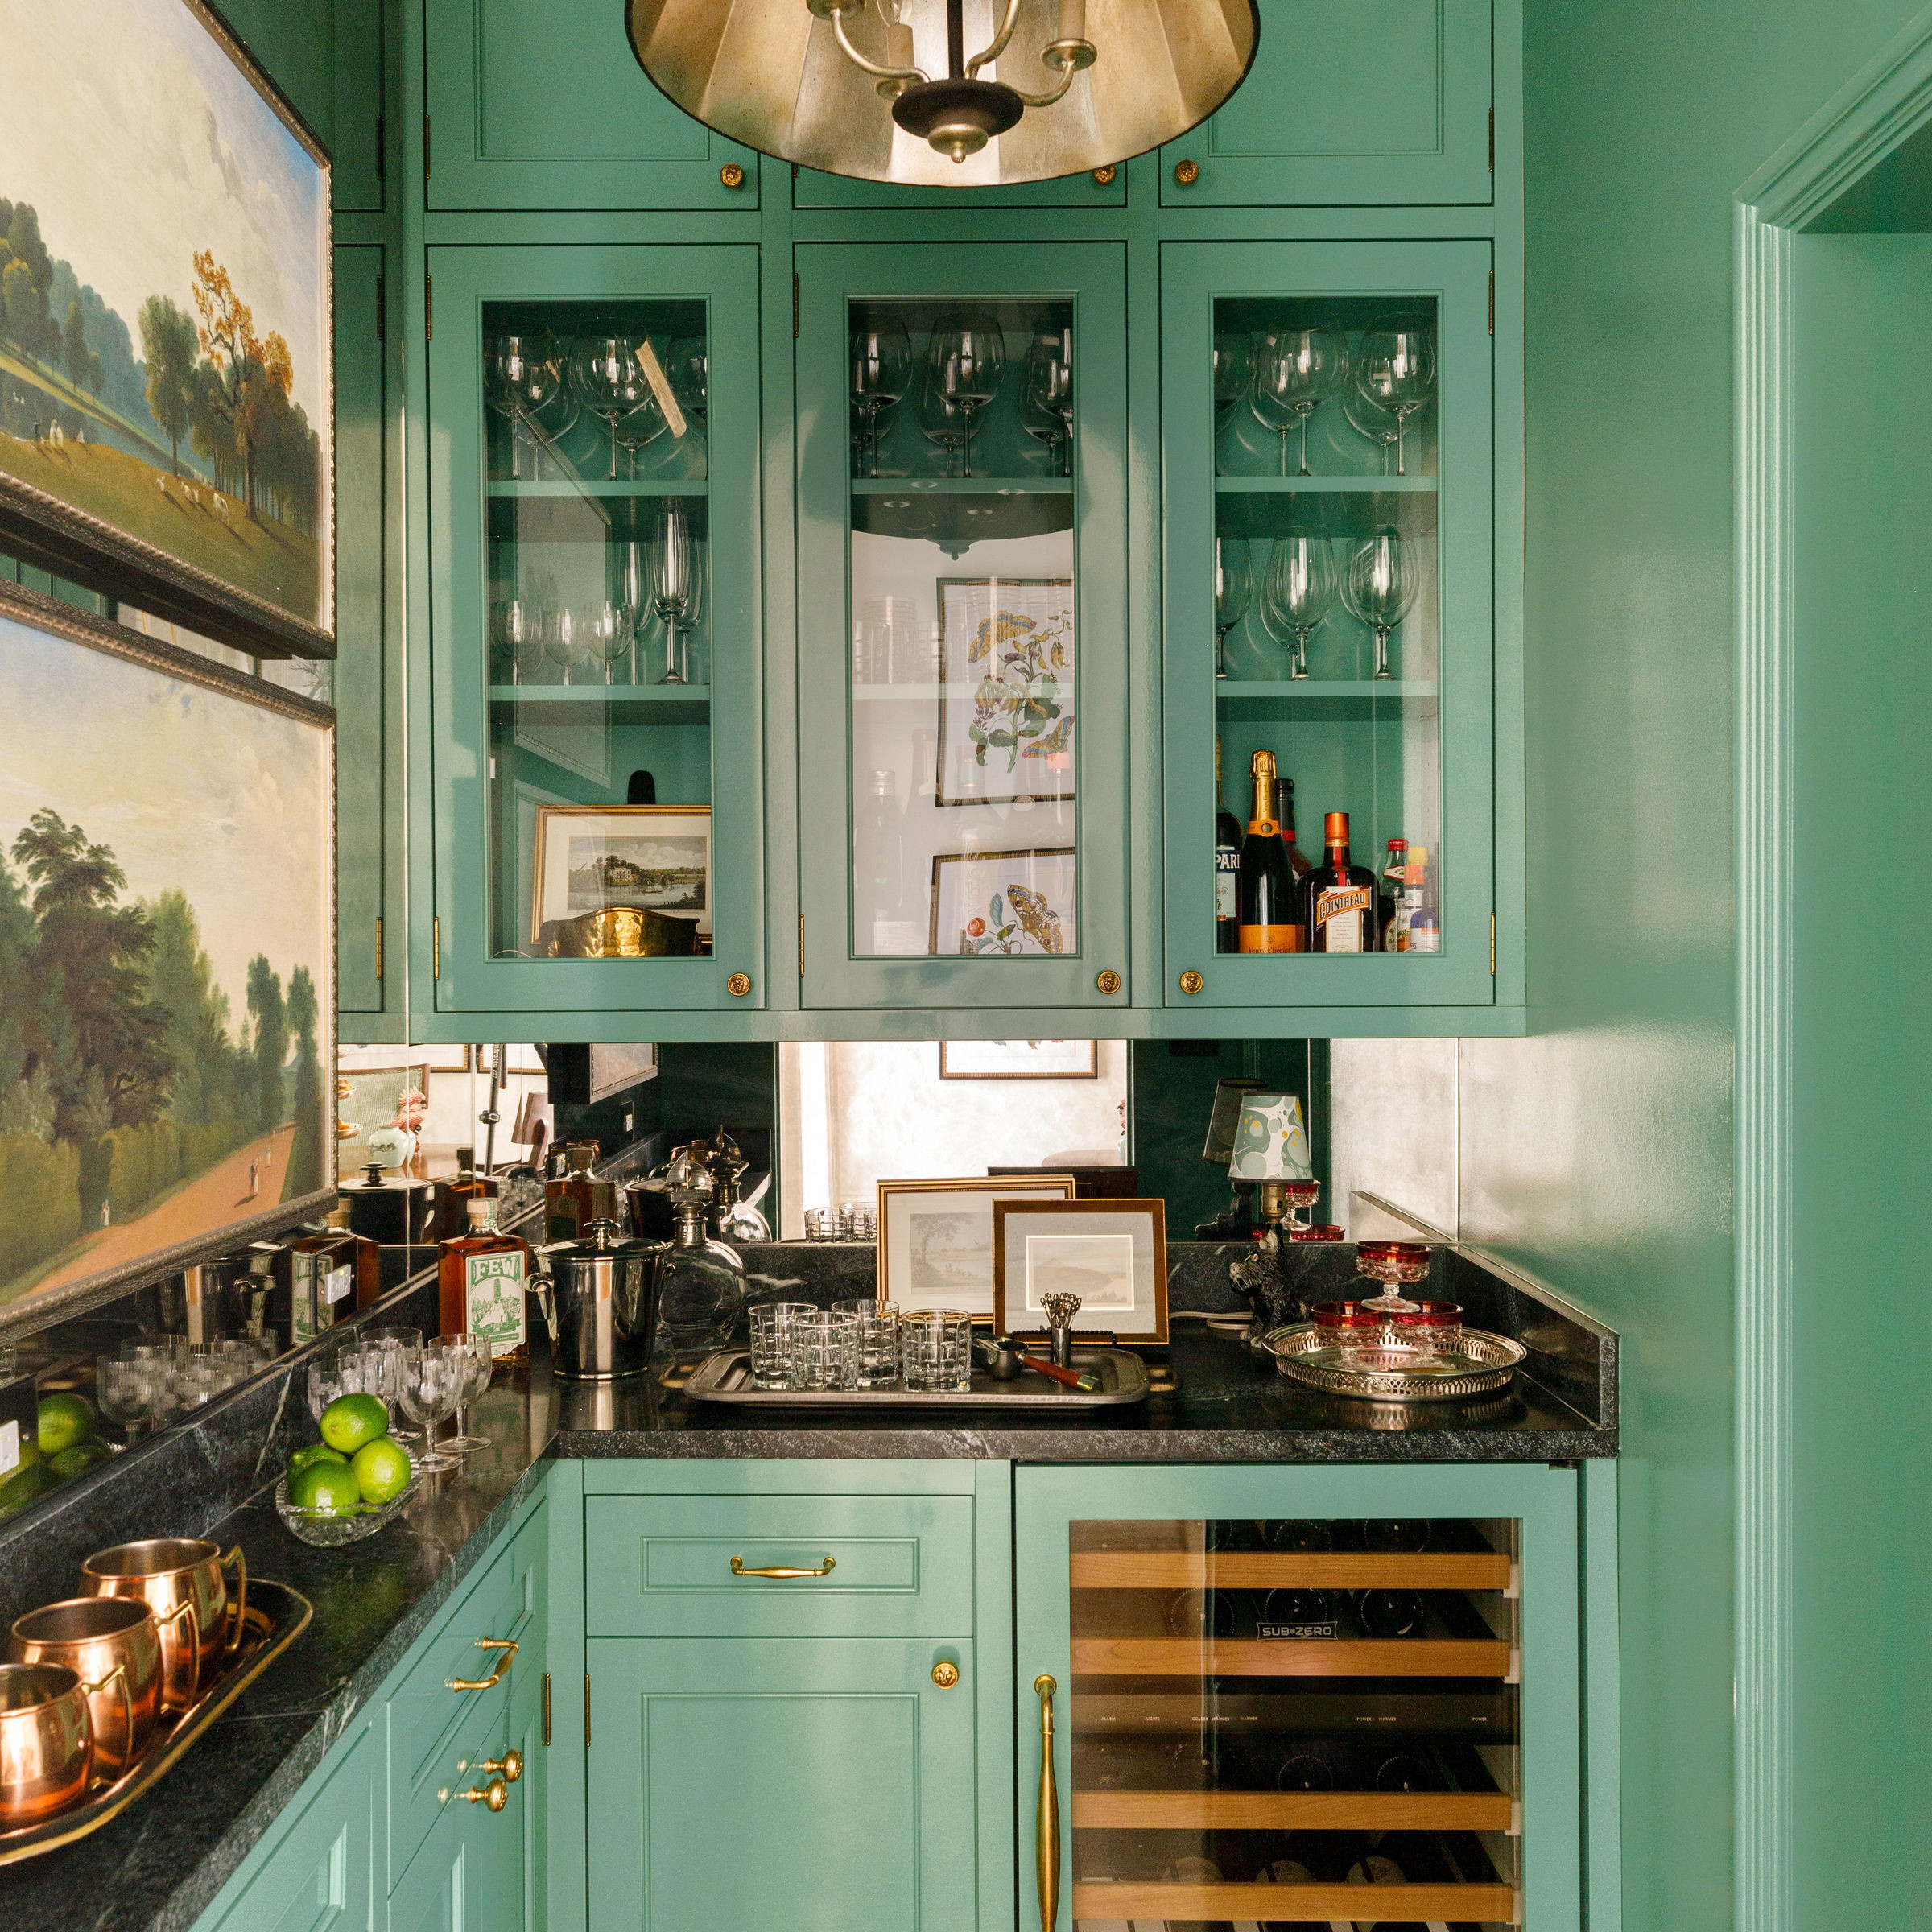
350 1437 413 1506
289 1442 349 1481
291 1459 363 1515
47 1440 113 1480
320 1392 388 1455
0 1459 52 1517
37 1393 97 1457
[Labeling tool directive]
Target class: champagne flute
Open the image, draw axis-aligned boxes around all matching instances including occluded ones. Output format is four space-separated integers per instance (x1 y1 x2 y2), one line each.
617 538 653 685
1213 536 1252 680
649 504 697 685
923 312 1006 478
851 319 912 477
1354 320 1435 477
1343 387 1402 475
1340 531 1419 681
482 333 559 482
1252 324 1350 477
1023 325 1074 477
566 336 652 482
1261 534 1337 681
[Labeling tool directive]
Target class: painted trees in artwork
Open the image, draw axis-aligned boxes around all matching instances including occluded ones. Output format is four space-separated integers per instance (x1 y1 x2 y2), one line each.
138 295 200 476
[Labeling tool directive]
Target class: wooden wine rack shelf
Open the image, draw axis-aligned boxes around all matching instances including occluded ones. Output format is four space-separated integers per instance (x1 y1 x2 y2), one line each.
1072 1788 1513 1831
1071 1880 1519 1920
1070 1550 1512 1591
1071 1637 1512 1678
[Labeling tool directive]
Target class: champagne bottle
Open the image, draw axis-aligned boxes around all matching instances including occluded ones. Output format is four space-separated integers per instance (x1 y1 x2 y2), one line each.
1302 811 1381 952
1237 750 1301 952
1214 737 1241 953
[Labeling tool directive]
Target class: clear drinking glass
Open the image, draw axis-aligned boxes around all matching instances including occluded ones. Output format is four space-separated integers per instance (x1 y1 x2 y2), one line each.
1212 330 1256 436
1342 386 1403 474
749 1302 815 1389
94 1357 149 1441
835 1300 901 1389
1260 534 1338 682
786 1311 861 1393
649 505 698 685
566 335 654 482
1213 536 1253 680
1023 324 1074 477
901 1311 972 1393
803 1207 837 1242
482 333 559 482
1252 324 1351 476
399 1346 464 1471
922 313 1006 477
850 319 912 477
1340 531 1420 681
446 1336 495 1451
1353 319 1435 477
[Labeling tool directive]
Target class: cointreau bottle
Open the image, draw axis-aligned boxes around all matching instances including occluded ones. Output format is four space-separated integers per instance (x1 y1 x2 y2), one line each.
1302 811 1381 952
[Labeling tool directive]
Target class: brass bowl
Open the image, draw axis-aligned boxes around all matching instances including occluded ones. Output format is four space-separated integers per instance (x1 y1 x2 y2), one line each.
7 1599 162 1781
547 905 699 958
0 1664 90 1825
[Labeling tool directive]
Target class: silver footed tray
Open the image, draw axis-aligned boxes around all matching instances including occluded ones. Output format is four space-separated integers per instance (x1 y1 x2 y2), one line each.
681 1345 1149 1407
1261 1324 1525 1402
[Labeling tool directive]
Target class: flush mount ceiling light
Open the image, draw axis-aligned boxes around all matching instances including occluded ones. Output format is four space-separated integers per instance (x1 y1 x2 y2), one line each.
625 0 1259 187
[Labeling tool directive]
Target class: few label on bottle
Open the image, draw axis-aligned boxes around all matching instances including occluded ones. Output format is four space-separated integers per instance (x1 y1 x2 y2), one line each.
464 1251 528 1359
1315 883 1373 952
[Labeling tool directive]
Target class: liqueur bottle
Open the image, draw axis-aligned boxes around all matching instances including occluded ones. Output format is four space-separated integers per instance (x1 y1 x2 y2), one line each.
1302 812 1381 953
1404 843 1441 952
1215 737 1242 953
1379 837 1409 948
438 1195 531 1364
1237 750 1302 952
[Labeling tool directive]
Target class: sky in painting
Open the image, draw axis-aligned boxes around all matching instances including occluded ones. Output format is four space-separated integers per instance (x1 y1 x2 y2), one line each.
0 611 330 1024
0 0 326 429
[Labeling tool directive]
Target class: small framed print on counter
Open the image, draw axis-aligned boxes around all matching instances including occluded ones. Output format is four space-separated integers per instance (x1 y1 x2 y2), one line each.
877 1174 1076 1318
939 1039 1097 1080
992 1197 1170 1344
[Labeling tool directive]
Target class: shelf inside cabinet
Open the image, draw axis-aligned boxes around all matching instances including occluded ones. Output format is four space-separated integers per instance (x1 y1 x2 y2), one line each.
1216 474 1436 492
1071 1788 1514 1831
1070 1637 1511 1677
848 476 1071 494
1069 1550 1512 1591
1213 488 1438 543
486 480 708 497
489 683 710 726
1071 1880 1519 1921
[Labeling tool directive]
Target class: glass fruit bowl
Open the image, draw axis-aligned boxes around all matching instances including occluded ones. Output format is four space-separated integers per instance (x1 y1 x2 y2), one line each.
272 1463 424 1548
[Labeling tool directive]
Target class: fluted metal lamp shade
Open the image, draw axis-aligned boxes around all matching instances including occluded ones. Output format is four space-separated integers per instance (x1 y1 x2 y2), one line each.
625 0 1259 187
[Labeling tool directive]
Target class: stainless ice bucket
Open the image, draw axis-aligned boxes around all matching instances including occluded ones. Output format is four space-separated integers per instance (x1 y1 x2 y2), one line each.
532 1220 667 1380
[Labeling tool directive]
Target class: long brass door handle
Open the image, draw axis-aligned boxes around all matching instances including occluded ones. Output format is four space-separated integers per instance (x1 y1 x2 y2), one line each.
1034 1674 1059 1930
446 1637 519 1690
729 1555 836 1578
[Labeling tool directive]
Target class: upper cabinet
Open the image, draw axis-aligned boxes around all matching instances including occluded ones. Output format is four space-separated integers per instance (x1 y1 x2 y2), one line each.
795 243 1134 1013
422 0 759 210
1162 0 1492 207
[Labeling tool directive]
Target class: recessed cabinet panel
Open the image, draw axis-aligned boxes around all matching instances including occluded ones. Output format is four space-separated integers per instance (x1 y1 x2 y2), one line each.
423 0 758 209
1162 0 1492 207
795 166 1128 210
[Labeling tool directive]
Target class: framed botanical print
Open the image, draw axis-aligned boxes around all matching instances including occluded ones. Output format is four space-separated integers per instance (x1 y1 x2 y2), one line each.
930 844 1076 957
877 1174 1076 1319
0 0 333 658
530 804 712 947
991 1197 1170 1344
935 576 1075 806
939 1040 1097 1080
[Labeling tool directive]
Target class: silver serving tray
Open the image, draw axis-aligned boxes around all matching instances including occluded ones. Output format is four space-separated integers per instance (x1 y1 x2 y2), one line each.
682 1346 1149 1407
1262 1323 1525 1402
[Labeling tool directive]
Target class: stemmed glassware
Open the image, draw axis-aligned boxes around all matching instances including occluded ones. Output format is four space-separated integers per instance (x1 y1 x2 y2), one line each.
482 334 559 482
1252 324 1350 477
1022 324 1074 477
1343 388 1403 475
1341 531 1419 681
851 319 912 477
566 336 654 482
582 600 631 684
648 505 702 685
1212 536 1252 680
1213 331 1255 433
609 385 670 480
398 1344 464 1472
1353 320 1435 477
445 1337 495 1453
667 336 708 427
922 312 1006 478
1261 534 1337 682
94 1356 150 1442
493 597 542 685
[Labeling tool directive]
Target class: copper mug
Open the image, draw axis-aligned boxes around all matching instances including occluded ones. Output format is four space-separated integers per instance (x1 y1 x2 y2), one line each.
0 1662 92 1825
79 1540 246 1712
8 1598 163 1781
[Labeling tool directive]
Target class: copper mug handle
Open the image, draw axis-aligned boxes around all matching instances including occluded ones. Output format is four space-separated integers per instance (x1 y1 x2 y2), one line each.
79 1659 133 1781
219 1546 248 1657
160 1597 201 1706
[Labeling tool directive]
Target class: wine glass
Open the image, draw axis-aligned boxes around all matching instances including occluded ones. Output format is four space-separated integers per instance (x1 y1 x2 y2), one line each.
649 505 699 685
398 1346 463 1472
667 336 708 423
542 603 580 685
445 1337 495 1453
609 389 670 480
581 600 630 684
1261 535 1337 682
1353 319 1435 477
1212 536 1252 681
1023 325 1074 477
1343 387 1402 475
1252 324 1350 477
482 333 559 482
851 319 912 477
923 312 1006 477
1341 531 1419 681
1213 331 1255 428
566 336 653 482
95 1356 148 1443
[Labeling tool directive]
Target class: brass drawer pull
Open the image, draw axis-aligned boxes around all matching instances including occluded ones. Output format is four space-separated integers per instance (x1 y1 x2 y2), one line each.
446 1637 519 1691
1034 1674 1060 1928
481 1750 523 1784
932 1660 959 1688
729 1554 836 1579
464 1777 509 1812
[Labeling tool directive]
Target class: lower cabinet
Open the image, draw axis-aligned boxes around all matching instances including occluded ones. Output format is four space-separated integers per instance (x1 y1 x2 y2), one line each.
387 1727 529 1932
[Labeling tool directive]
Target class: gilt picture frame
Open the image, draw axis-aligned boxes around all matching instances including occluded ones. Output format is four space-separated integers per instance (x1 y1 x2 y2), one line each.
929 844 1076 957
530 804 712 947
939 1039 1097 1080
0 0 334 658
876 1174 1076 1319
991 1197 1170 1344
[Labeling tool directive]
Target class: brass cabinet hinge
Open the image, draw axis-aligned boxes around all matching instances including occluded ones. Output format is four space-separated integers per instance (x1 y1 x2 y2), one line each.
793 273 800 338
542 1673 551 1747
433 915 441 980
799 914 805 978
425 274 432 342
423 113 431 180
374 915 384 982
584 1674 592 1748
1489 913 1496 976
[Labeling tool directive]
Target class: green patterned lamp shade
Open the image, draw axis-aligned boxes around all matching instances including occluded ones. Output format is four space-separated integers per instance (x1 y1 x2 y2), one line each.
1227 1092 1312 1183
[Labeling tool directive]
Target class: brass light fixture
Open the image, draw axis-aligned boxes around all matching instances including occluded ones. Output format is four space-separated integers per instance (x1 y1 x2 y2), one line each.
625 0 1258 188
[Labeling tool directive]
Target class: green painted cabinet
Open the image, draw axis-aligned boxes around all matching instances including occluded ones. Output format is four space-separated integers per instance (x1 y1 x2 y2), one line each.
386 1734 530 1932
421 0 758 211
1161 0 1494 207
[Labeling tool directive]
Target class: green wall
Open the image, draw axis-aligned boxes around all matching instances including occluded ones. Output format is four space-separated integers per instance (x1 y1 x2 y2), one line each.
1459 2 1926 1926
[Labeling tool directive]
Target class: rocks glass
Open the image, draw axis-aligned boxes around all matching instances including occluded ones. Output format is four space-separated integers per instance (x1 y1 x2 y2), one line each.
749 1302 815 1390
834 1299 900 1389
901 1311 972 1394
787 1311 860 1393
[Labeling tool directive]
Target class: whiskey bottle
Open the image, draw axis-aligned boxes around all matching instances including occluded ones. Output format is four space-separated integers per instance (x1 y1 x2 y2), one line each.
1237 750 1302 952
430 1146 498 1242
438 1195 531 1364
545 1141 617 1243
1214 737 1242 952
1302 811 1381 953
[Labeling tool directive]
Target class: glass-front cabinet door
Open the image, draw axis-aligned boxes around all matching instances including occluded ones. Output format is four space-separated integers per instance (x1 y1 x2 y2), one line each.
428 245 762 1015
796 244 1130 1010
1016 1466 1580 1932
1162 242 1495 1009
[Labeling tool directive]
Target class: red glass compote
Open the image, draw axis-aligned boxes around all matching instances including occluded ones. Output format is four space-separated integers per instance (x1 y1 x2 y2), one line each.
1279 1179 1322 1233
1353 1239 1433 1320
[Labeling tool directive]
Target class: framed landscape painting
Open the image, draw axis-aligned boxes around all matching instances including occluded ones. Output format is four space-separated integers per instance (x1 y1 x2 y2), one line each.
530 804 712 944
0 583 334 1334
0 0 333 657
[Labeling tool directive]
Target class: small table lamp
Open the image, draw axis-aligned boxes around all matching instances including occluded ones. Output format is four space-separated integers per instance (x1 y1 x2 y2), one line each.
1228 1093 1314 1232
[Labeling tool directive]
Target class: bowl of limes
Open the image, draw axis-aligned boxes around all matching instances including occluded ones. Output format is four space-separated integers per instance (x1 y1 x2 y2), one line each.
272 1392 421 1547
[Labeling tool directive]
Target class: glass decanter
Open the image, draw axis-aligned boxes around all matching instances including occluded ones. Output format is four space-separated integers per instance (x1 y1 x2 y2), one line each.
652 1149 748 1364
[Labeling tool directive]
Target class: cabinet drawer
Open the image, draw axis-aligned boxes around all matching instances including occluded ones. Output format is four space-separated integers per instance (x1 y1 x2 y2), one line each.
385 1504 546 1885
584 1493 975 1637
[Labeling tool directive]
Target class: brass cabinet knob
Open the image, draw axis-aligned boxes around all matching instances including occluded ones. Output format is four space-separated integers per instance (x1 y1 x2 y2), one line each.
1091 164 1117 185
481 1751 523 1784
1095 969 1121 995
1179 969 1203 995
726 972 753 997
1173 157 1199 186
931 1660 960 1689
720 162 746 189
464 1777 509 1812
